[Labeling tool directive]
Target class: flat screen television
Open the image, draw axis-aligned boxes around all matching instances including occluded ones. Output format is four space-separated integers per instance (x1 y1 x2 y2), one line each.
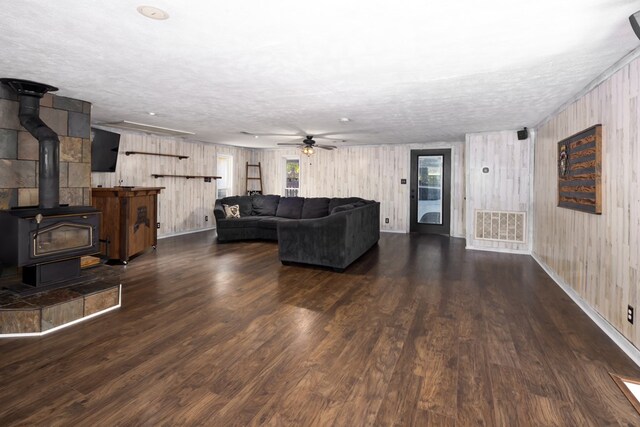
91 128 121 172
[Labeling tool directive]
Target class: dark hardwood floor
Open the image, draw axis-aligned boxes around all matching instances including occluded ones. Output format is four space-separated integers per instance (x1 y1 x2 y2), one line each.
1 231 639 426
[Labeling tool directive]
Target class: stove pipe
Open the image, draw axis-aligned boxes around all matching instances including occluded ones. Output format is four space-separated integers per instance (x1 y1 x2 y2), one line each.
0 78 60 209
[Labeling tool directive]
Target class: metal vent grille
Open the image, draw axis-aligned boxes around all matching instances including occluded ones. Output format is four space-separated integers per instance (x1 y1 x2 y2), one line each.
475 210 526 243
99 121 195 136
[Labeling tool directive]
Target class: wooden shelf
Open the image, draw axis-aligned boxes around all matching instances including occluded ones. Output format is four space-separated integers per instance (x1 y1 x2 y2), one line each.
151 174 221 183
125 151 188 160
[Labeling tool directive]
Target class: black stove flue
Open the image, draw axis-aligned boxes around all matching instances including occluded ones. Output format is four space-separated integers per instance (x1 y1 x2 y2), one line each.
0 79 101 292
0 78 60 209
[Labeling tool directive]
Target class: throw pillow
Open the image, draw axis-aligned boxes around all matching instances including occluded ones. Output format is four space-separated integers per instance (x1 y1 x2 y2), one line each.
221 196 253 217
223 204 241 218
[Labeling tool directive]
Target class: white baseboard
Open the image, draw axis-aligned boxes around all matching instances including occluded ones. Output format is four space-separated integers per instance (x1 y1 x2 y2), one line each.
158 227 214 240
465 244 530 255
531 252 640 368
380 231 466 237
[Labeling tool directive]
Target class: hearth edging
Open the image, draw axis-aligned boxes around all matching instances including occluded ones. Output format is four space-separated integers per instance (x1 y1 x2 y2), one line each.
0 284 121 338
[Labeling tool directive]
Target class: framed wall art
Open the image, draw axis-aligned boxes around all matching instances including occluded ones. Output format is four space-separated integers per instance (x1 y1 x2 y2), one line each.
557 124 602 214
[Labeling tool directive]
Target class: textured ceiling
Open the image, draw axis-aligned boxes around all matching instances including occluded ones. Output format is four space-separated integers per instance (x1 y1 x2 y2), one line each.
1 0 639 148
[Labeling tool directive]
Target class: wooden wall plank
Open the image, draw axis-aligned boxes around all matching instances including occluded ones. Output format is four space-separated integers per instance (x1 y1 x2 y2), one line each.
92 131 253 237
533 57 640 348
252 142 465 236
465 130 532 252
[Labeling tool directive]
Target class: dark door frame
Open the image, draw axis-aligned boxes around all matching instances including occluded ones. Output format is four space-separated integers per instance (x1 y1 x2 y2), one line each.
409 149 452 235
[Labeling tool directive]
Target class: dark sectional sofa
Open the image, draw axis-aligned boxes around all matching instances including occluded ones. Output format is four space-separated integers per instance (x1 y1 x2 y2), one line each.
213 195 380 271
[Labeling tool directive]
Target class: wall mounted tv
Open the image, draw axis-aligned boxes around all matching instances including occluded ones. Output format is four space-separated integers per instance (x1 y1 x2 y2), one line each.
91 128 121 172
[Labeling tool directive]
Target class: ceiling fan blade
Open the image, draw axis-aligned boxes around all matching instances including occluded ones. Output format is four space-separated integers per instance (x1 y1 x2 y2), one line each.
276 142 303 146
314 136 346 142
316 145 337 150
313 129 378 137
283 124 308 136
241 131 300 137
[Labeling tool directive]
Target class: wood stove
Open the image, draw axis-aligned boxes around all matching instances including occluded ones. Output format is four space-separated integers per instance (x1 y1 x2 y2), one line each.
0 206 100 287
0 78 101 291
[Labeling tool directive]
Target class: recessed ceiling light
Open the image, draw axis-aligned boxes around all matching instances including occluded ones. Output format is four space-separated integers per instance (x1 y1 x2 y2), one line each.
137 5 170 20
148 112 156 116
254 135 259 139
339 117 351 123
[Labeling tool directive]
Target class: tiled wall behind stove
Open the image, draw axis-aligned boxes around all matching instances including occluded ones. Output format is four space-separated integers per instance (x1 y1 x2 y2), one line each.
0 84 91 209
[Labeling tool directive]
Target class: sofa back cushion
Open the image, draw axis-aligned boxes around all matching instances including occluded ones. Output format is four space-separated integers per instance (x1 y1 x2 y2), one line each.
301 197 330 219
276 197 305 219
331 203 354 214
330 200 373 215
328 197 363 213
252 194 280 216
221 196 253 217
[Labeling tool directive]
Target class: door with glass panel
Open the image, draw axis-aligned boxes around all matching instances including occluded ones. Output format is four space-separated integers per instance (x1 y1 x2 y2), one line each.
410 149 451 234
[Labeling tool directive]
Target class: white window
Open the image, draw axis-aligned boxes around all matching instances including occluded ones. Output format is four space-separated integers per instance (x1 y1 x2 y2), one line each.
217 154 233 199
284 157 300 197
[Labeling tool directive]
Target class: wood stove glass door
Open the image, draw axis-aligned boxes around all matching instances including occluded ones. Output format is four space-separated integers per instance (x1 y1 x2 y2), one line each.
33 223 93 257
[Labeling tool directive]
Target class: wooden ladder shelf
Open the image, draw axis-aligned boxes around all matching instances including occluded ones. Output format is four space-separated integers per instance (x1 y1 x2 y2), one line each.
246 162 263 195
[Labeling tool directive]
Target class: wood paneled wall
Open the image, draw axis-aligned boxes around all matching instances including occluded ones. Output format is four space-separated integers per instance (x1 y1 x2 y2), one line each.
252 142 465 236
533 57 640 347
465 130 532 252
92 132 253 237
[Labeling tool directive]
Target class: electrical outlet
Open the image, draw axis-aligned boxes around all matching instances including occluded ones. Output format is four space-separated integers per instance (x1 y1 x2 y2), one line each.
628 305 634 324
156 222 161 229
205 215 209 222
385 218 389 224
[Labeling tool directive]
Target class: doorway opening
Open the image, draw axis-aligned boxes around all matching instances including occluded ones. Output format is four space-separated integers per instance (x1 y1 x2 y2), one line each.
410 149 451 235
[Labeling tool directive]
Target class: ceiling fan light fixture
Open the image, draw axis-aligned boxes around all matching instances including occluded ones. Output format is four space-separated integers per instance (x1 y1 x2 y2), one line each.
302 145 314 156
137 5 170 20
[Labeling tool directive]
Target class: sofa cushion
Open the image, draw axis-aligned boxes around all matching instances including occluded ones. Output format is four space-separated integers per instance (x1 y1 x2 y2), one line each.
331 203 355 214
221 196 253 217
276 197 305 219
216 217 261 228
257 217 294 230
252 194 281 216
223 204 241 218
328 197 363 213
301 197 330 219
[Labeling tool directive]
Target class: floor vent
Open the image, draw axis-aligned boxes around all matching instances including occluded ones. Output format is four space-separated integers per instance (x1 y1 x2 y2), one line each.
475 210 526 243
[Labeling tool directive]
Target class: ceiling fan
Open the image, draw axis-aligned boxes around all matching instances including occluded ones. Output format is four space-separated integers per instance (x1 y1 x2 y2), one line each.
277 135 336 155
240 131 342 156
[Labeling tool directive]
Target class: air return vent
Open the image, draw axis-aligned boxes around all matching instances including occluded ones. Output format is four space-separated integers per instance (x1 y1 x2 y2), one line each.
100 121 195 137
475 210 526 243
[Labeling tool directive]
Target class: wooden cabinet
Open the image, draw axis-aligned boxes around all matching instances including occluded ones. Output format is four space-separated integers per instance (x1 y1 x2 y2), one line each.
91 187 164 264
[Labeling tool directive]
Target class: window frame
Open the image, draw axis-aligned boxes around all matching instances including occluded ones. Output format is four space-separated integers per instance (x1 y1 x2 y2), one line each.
283 156 300 197
216 154 233 199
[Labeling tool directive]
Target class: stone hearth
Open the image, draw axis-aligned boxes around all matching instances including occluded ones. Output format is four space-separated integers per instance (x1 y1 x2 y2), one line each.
0 264 121 336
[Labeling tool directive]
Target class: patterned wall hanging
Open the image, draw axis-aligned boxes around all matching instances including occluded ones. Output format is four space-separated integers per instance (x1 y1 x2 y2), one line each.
557 124 602 214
